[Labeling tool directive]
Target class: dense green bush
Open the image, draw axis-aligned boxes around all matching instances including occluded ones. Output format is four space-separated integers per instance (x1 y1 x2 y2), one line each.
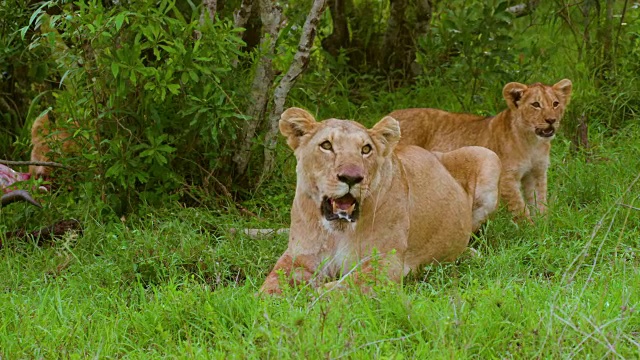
0 0 52 159
25 0 247 211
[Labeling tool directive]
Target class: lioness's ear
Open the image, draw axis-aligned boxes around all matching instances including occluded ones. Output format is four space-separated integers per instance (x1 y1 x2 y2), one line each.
553 79 573 106
279 107 318 150
503 82 528 110
370 116 401 156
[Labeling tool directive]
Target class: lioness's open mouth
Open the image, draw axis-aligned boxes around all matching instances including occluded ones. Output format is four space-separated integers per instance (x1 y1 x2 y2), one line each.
322 194 359 222
535 127 555 138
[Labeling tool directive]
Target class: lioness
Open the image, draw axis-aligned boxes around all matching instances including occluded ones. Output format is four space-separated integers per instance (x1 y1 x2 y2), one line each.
259 108 501 294
390 79 572 221
30 113 80 179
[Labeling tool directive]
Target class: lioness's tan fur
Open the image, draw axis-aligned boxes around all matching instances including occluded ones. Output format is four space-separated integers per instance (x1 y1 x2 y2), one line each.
260 108 501 294
390 79 572 221
30 113 79 178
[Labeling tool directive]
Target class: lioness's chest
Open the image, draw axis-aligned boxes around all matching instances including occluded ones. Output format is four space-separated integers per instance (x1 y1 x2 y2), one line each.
317 227 377 277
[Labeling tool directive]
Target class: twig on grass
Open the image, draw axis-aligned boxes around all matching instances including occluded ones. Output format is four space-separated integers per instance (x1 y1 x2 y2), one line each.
617 203 640 211
229 228 289 238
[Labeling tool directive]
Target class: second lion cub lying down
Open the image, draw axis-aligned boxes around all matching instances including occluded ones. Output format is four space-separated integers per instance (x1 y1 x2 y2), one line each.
390 79 572 221
260 108 501 294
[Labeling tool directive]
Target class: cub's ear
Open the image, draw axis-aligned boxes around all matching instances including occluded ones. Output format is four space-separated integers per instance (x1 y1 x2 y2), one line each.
553 79 573 106
503 82 528 110
369 116 401 156
279 107 318 150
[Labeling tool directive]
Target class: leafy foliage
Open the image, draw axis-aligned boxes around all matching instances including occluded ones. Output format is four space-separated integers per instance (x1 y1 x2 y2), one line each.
24 0 247 210
415 0 550 110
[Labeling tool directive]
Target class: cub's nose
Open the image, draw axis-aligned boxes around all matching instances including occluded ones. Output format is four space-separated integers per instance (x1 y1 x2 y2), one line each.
545 118 556 125
337 166 364 186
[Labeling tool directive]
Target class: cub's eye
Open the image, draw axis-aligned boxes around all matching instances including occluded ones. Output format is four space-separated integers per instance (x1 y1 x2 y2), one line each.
531 102 541 108
320 141 333 151
362 144 372 155
553 101 560 108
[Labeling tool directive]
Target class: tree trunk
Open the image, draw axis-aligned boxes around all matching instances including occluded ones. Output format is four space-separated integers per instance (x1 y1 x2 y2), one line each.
260 0 327 183
200 0 217 24
321 0 351 57
231 0 253 67
233 0 252 30
381 0 432 79
597 0 614 79
232 0 283 178
381 0 408 71
241 0 263 53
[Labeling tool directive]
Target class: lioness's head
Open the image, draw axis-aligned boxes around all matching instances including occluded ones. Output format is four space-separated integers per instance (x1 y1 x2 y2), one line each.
280 108 401 227
503 79 573 140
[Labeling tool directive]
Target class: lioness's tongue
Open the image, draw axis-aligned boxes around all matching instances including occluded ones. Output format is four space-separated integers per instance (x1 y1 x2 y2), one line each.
332 194 356 212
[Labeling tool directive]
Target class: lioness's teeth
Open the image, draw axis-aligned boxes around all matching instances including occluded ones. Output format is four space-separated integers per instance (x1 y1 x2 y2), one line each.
347 203 355 215
332 200 338 214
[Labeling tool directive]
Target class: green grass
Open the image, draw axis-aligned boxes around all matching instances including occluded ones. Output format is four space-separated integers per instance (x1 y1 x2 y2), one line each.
1 121 639 358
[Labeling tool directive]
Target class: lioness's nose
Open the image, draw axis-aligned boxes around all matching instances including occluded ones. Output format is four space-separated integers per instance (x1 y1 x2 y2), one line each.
337 166 364 186
545 118 556 125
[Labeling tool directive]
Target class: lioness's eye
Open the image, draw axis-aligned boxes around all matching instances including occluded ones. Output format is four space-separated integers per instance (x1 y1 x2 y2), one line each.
362 144 372 155
553 101 560 108
531 102 541 108
320 141 333 151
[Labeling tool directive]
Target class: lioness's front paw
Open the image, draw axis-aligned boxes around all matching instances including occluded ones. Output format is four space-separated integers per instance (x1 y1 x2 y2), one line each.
259 280 283 296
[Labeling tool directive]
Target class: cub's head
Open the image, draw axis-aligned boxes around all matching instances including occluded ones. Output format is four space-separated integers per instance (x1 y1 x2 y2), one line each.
503 79 573 140
280 108 400 226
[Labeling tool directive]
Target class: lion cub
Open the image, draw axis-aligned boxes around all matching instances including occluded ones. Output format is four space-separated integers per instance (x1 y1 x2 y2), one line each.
260 108 501 294
390 79 572 221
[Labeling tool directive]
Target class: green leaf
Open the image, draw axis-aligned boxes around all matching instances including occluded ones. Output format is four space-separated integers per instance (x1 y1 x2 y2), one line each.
154 153 168 165
160 45 176 54
167 84 181 95
180 72 189 84
140 149 155 158
111 62 120 78
156 145 175 153
19 26 29 39
115 13 126 31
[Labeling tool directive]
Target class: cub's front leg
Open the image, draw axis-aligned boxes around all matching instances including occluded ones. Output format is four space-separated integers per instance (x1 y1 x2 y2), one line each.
522 166 548 215
260 252 319 295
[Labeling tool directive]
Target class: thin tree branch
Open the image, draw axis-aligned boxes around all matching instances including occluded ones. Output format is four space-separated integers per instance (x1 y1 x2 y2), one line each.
260 0 327 182
613 0 629 59
507 1 540 18
0 159 73 170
